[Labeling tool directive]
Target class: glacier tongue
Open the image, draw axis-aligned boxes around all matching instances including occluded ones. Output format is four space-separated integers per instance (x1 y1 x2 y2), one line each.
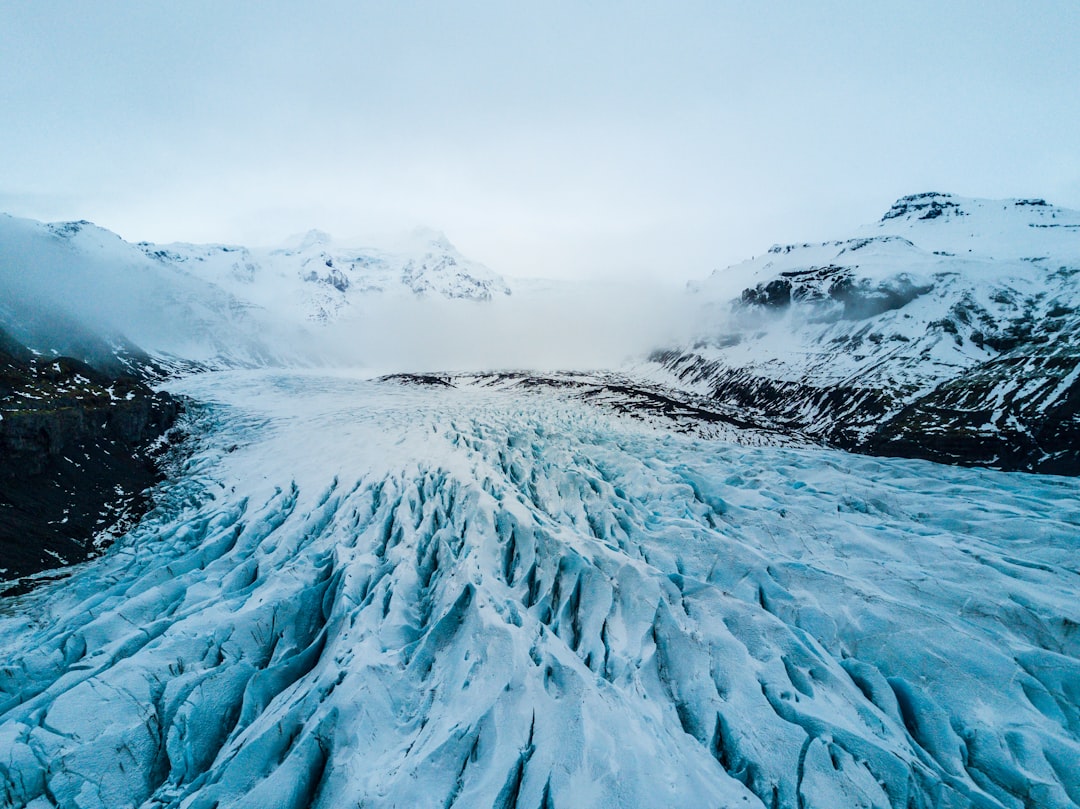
1 371 1079 809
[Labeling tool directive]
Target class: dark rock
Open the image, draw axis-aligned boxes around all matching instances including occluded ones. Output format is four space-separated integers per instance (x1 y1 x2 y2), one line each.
0 328 182 588
740 279 791 309
881 193 966 221
830 275 933 320
864 353 1080 475
380 373 455 387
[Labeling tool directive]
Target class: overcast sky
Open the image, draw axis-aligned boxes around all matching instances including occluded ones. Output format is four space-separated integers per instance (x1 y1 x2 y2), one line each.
2 1 1078 281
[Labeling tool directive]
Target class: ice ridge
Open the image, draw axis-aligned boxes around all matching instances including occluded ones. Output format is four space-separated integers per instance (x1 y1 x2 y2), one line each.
1 372 1077 808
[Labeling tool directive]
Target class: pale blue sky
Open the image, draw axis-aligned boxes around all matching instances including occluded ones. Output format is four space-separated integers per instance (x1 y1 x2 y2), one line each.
2 1 1078 279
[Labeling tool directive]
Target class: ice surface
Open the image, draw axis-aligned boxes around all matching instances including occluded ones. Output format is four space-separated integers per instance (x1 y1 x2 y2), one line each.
1 371 1077 808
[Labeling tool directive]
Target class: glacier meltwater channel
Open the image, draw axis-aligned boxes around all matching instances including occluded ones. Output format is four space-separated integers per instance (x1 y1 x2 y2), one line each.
1 371 1078 809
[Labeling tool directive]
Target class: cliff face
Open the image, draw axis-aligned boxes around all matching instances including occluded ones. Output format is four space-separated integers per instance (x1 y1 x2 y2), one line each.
0 333 181 587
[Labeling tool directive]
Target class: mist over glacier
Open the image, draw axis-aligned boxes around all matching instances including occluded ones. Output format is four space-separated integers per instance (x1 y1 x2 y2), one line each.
0 213 713 374
318 282 706 372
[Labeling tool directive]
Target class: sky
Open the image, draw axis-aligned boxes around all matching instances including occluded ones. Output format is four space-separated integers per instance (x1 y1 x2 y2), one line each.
2 1 1079 282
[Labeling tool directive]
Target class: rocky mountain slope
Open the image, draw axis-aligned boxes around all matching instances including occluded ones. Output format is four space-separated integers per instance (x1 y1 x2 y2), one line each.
649 193 1080 474
0 326 180 588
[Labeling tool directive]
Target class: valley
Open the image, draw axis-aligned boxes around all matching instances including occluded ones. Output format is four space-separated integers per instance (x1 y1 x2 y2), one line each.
0 371 1077 808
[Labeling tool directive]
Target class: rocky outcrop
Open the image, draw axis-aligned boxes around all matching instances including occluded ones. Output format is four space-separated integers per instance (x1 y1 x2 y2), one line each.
864 350 1080 474
0 332 181 587
649 348 898 446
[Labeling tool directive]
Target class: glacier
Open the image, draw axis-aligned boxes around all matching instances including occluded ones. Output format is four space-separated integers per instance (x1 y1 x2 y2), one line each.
2 370 1078 808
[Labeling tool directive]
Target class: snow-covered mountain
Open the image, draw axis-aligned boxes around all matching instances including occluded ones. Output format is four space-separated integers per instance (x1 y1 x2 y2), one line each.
649 193 1080 473
0 214 511 369
137 226 511 325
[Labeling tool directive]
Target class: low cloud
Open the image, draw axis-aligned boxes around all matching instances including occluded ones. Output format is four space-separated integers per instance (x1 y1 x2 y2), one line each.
0 213 727 373
318 281 708 374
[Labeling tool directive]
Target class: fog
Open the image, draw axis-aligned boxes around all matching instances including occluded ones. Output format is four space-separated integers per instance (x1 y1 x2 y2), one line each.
0 215 728 373
319 282 713 374
0 216 312 369
0 218 178 362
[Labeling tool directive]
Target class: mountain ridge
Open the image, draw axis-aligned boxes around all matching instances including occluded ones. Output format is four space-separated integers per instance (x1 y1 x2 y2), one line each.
649 193 1080 473
136 223 512 325
1 212 511 358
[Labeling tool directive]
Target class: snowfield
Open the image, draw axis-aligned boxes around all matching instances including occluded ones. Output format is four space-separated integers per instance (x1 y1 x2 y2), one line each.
2 371 1078 808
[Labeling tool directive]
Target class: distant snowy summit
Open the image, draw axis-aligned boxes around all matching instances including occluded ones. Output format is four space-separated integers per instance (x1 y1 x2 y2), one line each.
652 193 1080 474
0 213 512 368
139 226 511 325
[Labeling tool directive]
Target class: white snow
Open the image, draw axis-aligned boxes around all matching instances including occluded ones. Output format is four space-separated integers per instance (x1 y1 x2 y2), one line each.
137 227 512 327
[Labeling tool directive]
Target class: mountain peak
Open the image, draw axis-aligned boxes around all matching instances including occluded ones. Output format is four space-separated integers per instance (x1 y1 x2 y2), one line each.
275 229 335 252
405 226 454 253
881 192 966 222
